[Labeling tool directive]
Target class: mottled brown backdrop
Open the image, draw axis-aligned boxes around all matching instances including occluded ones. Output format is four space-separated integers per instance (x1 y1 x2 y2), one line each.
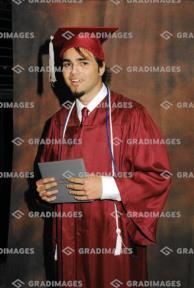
6 1 194 287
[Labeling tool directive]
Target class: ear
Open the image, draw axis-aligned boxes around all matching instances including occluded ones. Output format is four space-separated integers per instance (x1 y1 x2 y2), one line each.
99 61 105 76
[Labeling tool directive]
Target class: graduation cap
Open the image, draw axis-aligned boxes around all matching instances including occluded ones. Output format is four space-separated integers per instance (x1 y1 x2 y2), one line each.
49 26 118 83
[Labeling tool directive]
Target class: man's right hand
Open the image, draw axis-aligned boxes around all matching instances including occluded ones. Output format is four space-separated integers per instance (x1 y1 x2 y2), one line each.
36 178 58 202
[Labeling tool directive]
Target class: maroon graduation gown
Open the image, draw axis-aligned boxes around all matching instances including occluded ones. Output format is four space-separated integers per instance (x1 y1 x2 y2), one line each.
40 91 171 288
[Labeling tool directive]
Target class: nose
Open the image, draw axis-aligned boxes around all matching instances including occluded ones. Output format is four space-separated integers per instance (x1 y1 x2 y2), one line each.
70 63 80 75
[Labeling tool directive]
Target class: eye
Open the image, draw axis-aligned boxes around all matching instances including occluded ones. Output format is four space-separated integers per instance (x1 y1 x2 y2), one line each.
63 62 71 68
80 61 89 66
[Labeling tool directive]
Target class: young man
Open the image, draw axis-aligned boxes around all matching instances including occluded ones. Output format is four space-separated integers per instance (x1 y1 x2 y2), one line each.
36 27 171 288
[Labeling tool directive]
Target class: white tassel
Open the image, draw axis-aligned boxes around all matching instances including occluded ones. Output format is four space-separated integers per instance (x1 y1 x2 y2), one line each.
114 203 122 256
54 243 58 261
49 35 57 83
114 228 122 256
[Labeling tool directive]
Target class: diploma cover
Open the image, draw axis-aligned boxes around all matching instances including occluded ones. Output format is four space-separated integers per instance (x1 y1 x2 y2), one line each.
38 158 90 203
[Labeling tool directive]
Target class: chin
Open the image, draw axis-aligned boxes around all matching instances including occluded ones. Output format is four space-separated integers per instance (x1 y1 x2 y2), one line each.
72 91 85 99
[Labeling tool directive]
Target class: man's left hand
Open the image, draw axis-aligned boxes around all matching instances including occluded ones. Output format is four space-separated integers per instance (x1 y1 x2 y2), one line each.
66 174 102 201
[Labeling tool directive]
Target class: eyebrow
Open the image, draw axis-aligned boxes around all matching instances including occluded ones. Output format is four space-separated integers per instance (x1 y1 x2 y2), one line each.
62 58 90 63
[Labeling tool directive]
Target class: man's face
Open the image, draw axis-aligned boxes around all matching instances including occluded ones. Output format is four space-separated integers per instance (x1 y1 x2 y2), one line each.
62 48 105 98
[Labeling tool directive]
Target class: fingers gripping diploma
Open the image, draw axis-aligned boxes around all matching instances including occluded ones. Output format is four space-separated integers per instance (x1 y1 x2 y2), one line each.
66 174 103 201
36 177 58 202
36 175 102 203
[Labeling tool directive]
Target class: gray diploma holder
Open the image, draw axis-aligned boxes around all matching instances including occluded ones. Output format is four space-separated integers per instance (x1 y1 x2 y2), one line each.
38 158 90 203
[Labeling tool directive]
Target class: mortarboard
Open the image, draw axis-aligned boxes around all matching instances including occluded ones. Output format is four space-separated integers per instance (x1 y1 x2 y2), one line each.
49 26 118 83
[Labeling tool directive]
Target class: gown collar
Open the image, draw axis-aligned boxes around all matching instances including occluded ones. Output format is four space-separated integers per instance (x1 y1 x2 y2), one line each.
75 83 107 123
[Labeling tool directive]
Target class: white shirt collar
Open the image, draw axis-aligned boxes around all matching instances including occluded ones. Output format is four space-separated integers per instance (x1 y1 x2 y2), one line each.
76 83 107 122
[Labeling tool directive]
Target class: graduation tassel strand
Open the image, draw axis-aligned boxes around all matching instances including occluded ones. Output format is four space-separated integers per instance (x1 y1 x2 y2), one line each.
49 35 57 83
115 228 122 256
106 87 123 256
114 203 122 256
54 243 58 261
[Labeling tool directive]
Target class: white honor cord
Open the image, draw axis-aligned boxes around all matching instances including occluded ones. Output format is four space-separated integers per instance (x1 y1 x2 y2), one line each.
62 102 76 139
107 88 123 256
108 88 115 176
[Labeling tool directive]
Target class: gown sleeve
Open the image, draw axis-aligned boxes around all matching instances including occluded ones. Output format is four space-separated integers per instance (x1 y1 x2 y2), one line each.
114 105 172 246
31 116 57 210
39 116 57 163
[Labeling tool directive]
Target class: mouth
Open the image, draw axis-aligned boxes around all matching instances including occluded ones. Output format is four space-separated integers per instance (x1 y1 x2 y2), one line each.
70 79 83 87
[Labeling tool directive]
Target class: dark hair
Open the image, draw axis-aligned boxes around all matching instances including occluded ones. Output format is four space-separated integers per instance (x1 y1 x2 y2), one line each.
95 58 112 86
75 47 112 85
